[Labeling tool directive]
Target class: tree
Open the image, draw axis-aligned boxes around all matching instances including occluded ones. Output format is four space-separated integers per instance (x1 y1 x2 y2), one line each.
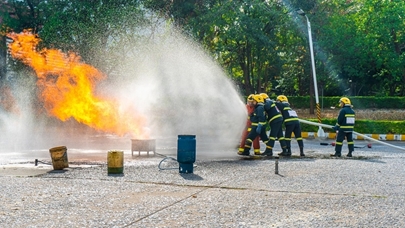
317 0 405 96
39 0 148 76
4 0 405 98
145 0 299 96
1 0 45 81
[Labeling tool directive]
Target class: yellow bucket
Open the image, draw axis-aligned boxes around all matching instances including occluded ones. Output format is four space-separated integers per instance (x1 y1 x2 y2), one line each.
49 146 69 170
107 151 124 174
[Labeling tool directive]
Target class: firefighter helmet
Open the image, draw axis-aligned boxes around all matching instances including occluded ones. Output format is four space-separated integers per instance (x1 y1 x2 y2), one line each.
247 94 254 102
339 97 351 105
260 93 269 100
253 94 264 103
277 95 288 102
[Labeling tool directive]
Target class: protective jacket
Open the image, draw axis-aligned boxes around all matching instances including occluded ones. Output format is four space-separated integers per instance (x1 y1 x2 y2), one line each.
250 103 267 126
276 102 299 126
263 99 283 123
336 105 355 132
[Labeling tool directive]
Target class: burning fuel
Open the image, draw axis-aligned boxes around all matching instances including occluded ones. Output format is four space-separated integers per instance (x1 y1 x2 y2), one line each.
7 30 148 139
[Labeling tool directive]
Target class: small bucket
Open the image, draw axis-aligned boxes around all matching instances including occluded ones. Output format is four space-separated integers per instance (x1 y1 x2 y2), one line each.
49 146 69 170
107 151 124 174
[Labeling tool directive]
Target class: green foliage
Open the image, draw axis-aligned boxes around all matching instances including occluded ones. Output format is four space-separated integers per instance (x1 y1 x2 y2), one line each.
317 0 405 96
39 0 146 75
288 96 405 109
2 0 405 99
1 0 150 80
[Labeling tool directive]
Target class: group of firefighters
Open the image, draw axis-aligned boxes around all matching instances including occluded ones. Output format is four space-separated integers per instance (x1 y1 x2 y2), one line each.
238 94 355 158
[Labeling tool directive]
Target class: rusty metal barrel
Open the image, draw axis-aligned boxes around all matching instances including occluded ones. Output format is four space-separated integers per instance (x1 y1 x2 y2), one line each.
49 146 69 170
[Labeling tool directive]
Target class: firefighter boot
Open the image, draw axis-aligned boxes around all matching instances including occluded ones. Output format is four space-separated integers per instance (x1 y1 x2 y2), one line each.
238 147 250 156
347 151 353 157
278 147 291 157
261 148 273 156
330 152 341 157
300 147 305 157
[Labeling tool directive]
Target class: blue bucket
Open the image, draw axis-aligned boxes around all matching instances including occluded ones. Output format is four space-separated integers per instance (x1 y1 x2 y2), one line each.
177 135 196 173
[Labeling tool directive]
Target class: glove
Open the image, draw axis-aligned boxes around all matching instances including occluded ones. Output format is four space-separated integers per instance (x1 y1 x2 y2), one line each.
332 126 339 131
256 124 262 134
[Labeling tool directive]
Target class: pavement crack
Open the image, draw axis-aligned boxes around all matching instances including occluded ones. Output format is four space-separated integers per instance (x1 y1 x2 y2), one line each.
123 181 226 227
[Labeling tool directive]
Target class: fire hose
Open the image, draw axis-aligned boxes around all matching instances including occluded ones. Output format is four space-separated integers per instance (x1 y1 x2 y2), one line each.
299 119 405 151
155 153 178 170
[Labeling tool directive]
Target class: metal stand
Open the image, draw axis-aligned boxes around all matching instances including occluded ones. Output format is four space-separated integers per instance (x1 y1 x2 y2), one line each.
131 139 156 156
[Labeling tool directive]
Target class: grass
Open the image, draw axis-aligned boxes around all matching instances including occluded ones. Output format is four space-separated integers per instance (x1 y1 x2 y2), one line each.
297 109 405 121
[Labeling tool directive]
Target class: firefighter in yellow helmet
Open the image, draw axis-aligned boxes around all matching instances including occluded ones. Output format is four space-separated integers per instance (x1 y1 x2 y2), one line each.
331 97 355 157
275 95 305 157
260 93 287 156
238 94 261 155
239 94 271 156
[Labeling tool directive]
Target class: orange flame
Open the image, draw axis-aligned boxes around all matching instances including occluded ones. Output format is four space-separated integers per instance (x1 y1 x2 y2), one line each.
7 30 148 138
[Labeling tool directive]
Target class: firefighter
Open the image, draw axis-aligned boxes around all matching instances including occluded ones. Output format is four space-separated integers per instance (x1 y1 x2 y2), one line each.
238 94 261 155
275 95 305 157
331 97 355 157
239 94 271 156
260 93 287 156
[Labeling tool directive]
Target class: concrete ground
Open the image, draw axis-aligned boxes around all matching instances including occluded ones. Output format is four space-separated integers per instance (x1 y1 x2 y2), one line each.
1 138 405 227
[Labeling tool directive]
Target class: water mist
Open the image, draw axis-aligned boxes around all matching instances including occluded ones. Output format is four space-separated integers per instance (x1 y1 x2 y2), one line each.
111 29 247 157
0 22 247 161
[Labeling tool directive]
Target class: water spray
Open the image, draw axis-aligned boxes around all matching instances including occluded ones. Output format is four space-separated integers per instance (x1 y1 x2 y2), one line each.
299 119 405 151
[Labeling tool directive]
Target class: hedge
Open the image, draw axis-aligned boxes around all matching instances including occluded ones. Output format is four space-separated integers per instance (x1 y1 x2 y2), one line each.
300 118 405 135
286 96 405 109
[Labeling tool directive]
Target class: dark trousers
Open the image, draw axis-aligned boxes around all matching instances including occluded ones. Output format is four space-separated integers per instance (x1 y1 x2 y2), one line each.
239 122 260 151
285 123 304 148
244 125 269 149
268 120 285 149
335 130 354 154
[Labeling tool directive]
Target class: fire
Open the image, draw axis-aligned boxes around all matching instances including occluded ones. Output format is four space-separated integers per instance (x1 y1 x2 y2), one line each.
7 30 148 138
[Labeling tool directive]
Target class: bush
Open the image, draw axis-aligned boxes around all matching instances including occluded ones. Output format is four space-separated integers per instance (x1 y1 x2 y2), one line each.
300 118 405 134
288 96 405 109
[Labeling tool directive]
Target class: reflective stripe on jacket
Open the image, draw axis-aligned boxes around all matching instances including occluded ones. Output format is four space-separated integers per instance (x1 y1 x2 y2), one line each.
263 99 283 123
250 103 267 126
276 102 299 125
336 105 355 131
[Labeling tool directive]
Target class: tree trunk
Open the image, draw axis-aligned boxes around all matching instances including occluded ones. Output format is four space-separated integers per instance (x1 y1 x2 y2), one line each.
239 44 252 95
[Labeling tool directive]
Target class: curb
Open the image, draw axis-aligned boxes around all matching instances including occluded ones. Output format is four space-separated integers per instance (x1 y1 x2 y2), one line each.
301 132 405 141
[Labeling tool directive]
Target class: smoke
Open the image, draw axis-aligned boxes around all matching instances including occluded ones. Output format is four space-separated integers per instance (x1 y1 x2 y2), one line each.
0 20 246 159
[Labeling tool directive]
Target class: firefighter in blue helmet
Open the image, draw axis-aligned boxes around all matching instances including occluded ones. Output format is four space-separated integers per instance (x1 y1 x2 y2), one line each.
275 95 305 157
331 97 355 157
239 94 270 156
260 93 287 156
